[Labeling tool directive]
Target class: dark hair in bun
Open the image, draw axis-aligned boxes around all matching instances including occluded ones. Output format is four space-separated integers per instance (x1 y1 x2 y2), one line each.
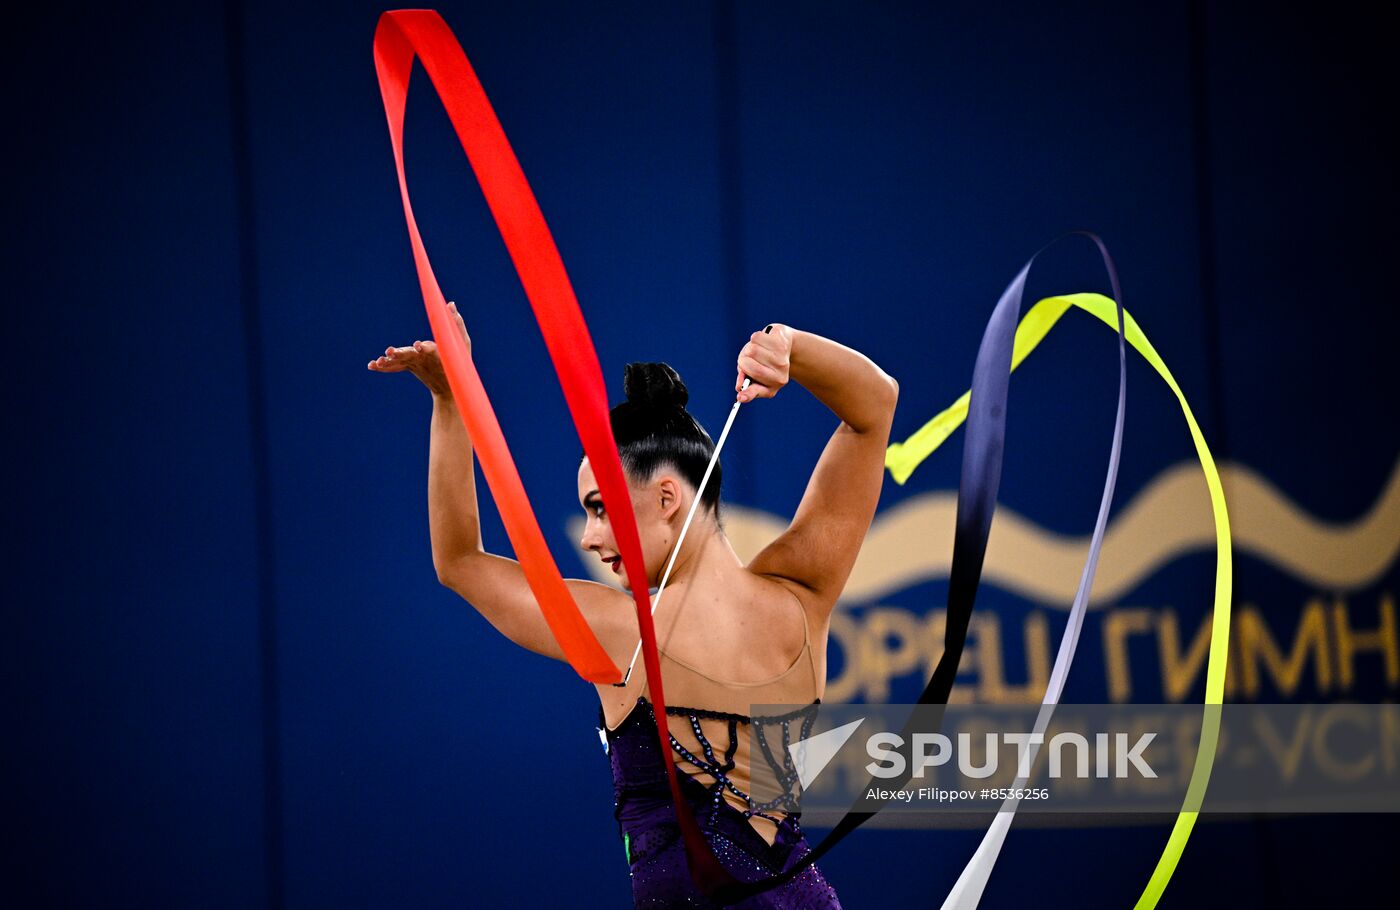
605 362 720 514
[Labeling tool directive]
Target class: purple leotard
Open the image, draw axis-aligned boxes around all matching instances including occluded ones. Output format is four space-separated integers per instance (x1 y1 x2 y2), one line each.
601 696 842 908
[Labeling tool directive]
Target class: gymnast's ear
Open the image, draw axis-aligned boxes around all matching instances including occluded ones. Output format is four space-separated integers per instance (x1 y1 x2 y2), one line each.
657 474 684 521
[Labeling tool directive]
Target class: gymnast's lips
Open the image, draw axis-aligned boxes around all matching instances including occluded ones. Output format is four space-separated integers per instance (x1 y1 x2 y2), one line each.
602 555 622 575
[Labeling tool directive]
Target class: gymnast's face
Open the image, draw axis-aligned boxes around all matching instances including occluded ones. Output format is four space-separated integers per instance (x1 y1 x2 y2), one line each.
577 457 685 592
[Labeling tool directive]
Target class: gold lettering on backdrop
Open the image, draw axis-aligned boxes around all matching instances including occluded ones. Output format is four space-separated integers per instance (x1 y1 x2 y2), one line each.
1103 608 1153 702
825 607 1055 703
1148 597 1398 703
864 608 923 702
825 595 1396 704
1333 594 1399 690
973 612 1051 704
1312 705 1376 781
1254 708 1312 783
826 607 961 703
1157 609 1227 703
1237 600 1332 699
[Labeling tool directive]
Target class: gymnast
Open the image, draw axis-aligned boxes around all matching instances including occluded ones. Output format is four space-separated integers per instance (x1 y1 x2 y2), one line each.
368 302 897 907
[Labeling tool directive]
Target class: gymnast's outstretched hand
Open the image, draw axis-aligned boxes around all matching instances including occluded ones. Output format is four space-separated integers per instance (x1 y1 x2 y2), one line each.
366 300 471 398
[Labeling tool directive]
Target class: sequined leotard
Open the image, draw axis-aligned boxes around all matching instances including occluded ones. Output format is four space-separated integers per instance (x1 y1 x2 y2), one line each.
599 597 843 908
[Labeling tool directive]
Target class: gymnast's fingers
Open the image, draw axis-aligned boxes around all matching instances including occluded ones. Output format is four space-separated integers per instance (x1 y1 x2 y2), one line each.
446 301 471 345
750 328 792 369
367 345 415 371
737 351 783 393
740 379 777 402
738 342 785 381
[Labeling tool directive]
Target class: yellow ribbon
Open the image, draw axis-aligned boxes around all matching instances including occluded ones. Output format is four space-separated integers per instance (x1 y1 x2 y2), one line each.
886 293 1232 909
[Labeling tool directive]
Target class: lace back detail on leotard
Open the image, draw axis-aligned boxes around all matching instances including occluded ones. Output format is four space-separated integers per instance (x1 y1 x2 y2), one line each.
659 700 820 827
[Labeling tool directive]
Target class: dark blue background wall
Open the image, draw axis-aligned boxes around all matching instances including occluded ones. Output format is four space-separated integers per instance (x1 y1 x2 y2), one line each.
8 1 1396 907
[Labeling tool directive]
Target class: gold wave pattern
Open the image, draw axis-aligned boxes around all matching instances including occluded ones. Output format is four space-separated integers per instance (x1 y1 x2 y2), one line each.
570 455 1400 608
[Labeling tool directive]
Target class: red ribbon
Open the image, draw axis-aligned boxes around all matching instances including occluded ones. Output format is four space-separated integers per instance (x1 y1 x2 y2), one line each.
372 9 735 892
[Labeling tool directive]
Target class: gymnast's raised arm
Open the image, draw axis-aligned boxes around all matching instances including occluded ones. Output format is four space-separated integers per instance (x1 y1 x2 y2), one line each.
740 325 898 618
367 302 634 661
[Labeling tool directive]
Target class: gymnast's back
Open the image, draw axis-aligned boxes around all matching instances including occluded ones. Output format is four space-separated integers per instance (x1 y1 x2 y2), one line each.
596 571 843 907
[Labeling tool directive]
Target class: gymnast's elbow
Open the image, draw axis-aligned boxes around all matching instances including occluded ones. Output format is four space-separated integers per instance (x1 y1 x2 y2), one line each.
880 371 899 409
433 551 478 591
434 550 529 619
866 369 899 427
